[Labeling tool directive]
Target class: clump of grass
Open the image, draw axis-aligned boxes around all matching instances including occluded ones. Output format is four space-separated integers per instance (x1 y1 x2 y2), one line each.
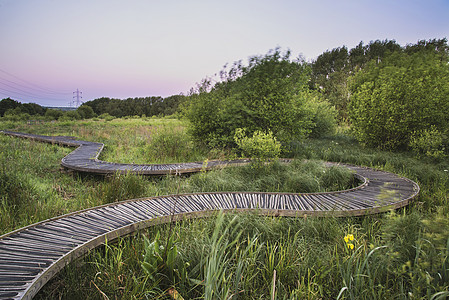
0 136 75 233
0 166 36 233
146 126 195 162
187 160 357 193
95 171 148 204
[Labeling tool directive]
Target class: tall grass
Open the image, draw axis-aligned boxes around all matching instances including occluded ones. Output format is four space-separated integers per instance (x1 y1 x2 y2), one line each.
2 118 449 298
94 171 148 204
37 209 449 299
187 159 356 193
1 117 211 164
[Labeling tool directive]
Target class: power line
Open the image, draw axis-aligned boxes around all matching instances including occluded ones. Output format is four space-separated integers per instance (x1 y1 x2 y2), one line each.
0 86 69 102
0 68 70 95
0 79 71 100
0 76 71 96
0 67 73 105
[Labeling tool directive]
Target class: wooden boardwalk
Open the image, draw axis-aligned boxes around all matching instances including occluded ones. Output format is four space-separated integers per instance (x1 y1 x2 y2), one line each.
0 131 419 300
0 131 250 175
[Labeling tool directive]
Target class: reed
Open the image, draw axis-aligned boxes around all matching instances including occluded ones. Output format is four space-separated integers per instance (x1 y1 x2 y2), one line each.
1 117 448 299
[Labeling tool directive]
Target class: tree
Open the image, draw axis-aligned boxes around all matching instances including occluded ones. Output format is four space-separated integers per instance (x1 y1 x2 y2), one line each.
404 38 449 58
185 49 336 148
82 96 182 118
0 98 20 117
349 50 449 150
76 105 96 119
21 103 46 116
45 109 63 120
311 40 402 121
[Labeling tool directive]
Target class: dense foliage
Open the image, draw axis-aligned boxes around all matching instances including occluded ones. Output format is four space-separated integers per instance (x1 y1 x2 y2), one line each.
310 40 403 121
234 128 282 163
349 49 449 151
310 38 448 121
0 98 46 117
184 49 337 148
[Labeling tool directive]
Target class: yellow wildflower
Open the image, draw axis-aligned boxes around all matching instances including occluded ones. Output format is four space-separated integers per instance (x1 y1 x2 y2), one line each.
347 243 354 250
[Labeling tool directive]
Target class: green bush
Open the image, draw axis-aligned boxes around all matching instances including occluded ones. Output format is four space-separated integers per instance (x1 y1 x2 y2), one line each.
60 110 81 121
234 128 281 163
304 91 337 138
76 105 96 119
184 49 335 149
3 108 31 121
99 113 115 121
45 109 63 120
409 126 446 159
349 50 449 150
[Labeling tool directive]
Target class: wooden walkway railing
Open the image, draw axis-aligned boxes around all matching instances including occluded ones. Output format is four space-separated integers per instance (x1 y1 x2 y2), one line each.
0 131 419 300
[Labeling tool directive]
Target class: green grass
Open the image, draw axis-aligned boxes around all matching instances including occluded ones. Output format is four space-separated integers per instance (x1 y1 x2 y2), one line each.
1 117 210 164
186 159 357 193
1 118 449 299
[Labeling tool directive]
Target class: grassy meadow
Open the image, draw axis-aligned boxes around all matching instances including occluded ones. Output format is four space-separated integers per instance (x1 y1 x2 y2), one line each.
1 117 448 299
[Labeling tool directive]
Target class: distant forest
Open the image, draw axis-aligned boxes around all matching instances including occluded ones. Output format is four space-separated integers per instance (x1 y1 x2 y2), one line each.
81 95 186 117
0 94 186 120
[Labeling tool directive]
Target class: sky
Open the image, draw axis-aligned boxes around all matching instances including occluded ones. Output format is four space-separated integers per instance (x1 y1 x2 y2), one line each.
0 0 448 107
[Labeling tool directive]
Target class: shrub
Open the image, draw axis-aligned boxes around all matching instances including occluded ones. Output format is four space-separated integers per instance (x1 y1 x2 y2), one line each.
184 49 334 148
45 109 63 120
97 113 114 121
349 50 449 150
234 128 281 163
409 126 446 160
304 91 337 138
60 110 81 121
76 105 96 119
3 108 31 121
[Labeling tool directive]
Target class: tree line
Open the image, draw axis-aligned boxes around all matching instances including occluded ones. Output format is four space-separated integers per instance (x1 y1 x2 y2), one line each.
310 38 448 121
0 98 46 117
81 95 186 118
183 38 449 158
0 94 186 121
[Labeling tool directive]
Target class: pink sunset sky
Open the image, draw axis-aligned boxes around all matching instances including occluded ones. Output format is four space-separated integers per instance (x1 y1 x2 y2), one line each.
1 0 448 107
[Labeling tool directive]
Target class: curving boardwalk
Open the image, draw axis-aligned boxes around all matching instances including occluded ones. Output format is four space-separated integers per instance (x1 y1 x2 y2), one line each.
0 131 249 175
0 131 419 300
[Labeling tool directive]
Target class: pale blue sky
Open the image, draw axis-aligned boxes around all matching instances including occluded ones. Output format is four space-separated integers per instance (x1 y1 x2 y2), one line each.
1 0 448 106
